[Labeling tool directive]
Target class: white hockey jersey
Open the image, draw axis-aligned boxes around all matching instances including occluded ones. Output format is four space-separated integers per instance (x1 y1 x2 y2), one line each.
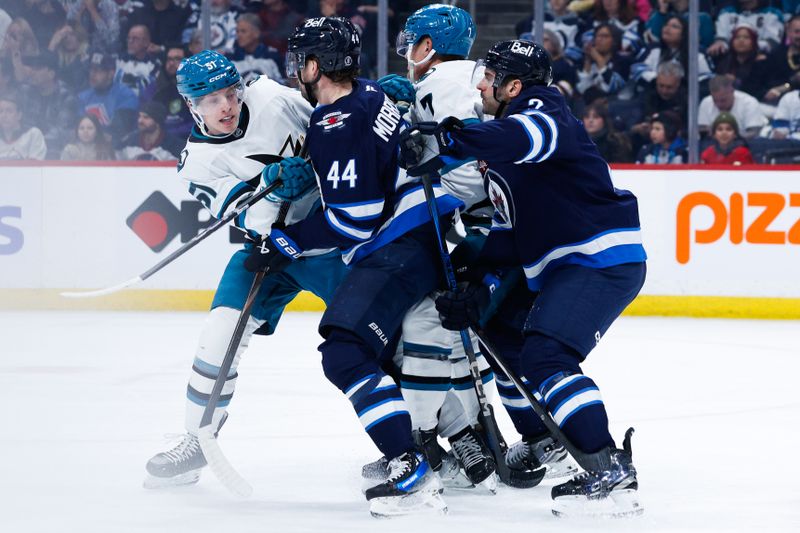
409 60 490 218
177 76 320 248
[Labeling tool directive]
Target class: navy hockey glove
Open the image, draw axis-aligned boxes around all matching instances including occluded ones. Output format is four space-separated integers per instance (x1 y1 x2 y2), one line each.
243 228 302 273
434 282 491 331
377 74 415 115
261 157 316 202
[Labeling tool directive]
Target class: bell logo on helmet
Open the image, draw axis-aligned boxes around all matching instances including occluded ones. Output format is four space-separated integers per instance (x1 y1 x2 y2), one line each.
305 18 325 27
511 41 535 57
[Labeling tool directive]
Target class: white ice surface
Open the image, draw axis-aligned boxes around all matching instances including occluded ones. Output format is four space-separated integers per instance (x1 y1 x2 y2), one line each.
2 312 799 533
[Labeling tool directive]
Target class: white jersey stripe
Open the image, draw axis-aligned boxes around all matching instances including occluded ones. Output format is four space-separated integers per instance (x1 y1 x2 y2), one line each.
523 228 643 280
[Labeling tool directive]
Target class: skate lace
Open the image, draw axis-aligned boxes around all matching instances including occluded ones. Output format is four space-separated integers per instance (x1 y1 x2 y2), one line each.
453 433 484 470
161 433 201 464
386 455 413 483
505 440 529 466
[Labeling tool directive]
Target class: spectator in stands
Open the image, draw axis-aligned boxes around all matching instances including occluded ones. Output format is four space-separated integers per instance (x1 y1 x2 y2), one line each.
645 0 713 50
543 28 579 102
583 101 634 162
140 44 192 140
77 52 138 143
635 110 686 163
707 0 784 57
515 0 584 62
2 17 40 61
770 72 800 139
60 113 115 160
257 0 304 55
631 14 711 88
66 0 120 53
628 60 687 153
228 12 284 84
116 24 162 97
701 112 754 164
124 0 192 52
9 0 66 50
762 15 800 105
0 58 10 94
0 9 9 48
699 75 768 138
580 0 644 59
577 22 630 99
48 22 90 93
187 28 204 57
714 23 770 99
19 52 78 159
0 93 46 160
183 0 238 55
117 100 182 160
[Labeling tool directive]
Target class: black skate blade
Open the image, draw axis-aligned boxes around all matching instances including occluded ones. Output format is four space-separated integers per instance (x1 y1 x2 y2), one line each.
501 465 547 489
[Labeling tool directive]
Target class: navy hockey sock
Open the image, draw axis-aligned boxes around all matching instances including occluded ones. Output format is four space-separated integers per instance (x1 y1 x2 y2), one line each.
320 328 414 459
519 333 614 453
345 372 414 459
494 372 549 439
538 371 614 453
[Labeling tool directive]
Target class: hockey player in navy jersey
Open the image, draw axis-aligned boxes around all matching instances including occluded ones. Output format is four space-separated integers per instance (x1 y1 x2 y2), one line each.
143 50 348 489
242 17 461 517
383 4 577 489
401 40 647 518
368 3 500 493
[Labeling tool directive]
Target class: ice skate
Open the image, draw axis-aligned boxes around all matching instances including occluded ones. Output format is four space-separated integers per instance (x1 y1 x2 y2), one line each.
506 434 578 482
449 426 498 494
438 449 475 489
551 430 643 518
144 432 206 489
365 452 447 518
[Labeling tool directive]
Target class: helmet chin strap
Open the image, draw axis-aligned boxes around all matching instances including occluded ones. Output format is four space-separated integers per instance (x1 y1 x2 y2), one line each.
405 47 436 82
300 69 322 107
492 86 509 119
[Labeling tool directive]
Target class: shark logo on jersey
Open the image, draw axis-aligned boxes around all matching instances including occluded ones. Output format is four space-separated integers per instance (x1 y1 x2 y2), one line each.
316 111 352 131
486 172 514 229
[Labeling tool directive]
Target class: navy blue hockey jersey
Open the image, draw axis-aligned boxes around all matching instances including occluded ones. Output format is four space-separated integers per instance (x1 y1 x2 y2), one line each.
446 86 646 290
282 78 462 264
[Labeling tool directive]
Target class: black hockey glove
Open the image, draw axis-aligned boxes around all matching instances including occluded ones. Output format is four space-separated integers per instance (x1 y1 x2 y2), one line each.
399 117 466 177
243 227 301 273
434 282 490 332
398 127 444 176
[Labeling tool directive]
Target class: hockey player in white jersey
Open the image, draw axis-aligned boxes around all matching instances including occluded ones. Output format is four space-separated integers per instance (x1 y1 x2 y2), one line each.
382 4 576 487
143 50 347 488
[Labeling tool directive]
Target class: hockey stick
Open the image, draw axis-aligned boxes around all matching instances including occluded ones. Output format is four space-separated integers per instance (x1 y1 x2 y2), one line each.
195 157 302 495
60 179 284 298
416 169 515 486
470 327 607 472
197 268 265 497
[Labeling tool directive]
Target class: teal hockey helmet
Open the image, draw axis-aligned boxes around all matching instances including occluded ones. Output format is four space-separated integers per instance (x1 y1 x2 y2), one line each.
397 4 476 59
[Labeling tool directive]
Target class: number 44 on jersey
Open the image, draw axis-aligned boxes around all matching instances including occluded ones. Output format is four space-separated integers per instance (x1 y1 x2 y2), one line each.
327 159 358 189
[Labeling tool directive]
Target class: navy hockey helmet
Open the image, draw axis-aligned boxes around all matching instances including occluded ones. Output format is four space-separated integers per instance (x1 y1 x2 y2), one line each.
482 39 553 89
397 4 476 58
286 17 361 77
